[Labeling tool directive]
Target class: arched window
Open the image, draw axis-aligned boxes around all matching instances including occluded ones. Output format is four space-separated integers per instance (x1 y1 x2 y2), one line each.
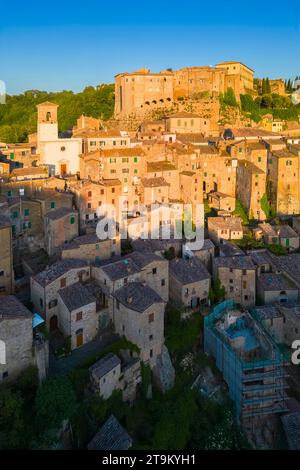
0 340 6 365
46 111 52 122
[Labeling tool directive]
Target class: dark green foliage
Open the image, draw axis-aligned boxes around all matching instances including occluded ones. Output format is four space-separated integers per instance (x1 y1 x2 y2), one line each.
220 87 238 107
0 85 115 143
35 376 77 431
141 363 152 397
209 278 226 305
0 387 26 449
267 243 287 256
233 199 249 224
165 306 203 360
260 193 271 219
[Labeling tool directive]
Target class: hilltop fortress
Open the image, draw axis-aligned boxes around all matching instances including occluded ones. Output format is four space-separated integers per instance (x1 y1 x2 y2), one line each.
114 61 254 118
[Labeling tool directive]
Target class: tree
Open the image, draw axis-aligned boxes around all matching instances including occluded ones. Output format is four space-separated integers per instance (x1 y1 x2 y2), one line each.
35 376 77 431
209 278 226 305
0 387 25 449
220 87 238 107
260 193 271 219
233 199 249 225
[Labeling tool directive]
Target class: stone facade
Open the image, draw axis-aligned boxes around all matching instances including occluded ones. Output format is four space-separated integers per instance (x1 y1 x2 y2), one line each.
0 216 14 295
213 256 256 308
45 208 79 256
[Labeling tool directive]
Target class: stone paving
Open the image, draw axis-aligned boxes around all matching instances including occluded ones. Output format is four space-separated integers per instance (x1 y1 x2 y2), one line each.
49 333 120 375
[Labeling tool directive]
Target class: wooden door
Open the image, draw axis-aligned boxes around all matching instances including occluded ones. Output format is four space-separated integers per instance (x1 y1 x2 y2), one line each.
76 330 83 348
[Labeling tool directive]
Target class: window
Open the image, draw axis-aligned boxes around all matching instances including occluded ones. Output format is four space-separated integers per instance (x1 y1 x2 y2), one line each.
76 311 82 322
7 191 12 197
242 269 247 275
149 313 154 323
244 295 249 301
60 146 66 152
24 208 30 216
112 188 115 193
12 210 18 218
101 189 104 195
70 216 75 225
150 349 153 358
50 201 55 209
161 279 165 286
48 299 58 309
134 157 138 163
152 267 157 275
243 281 247 289
40 298 43 307
2 371 8 380
122 157 129 163
0 271 4 277
230 286 234 292
258 156 262 163
230 279 233 284
122 168 129 173
87 203 91 209
134 169 138 174
88 191 92 197
149 334 153 341
60 278 66 288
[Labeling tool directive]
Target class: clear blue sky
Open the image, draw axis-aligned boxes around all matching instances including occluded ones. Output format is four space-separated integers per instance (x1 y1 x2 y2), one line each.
1 0 299 94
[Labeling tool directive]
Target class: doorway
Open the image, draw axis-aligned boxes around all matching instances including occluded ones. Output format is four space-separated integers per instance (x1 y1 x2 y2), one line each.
60 163 67 175
76 329 83 348
50 315 58 332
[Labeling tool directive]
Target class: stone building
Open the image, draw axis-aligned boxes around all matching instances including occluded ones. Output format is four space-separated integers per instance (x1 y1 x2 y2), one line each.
169 257 211 309
0 215 14 295
112 281 165 367
57 282 98 349
208 191 236 213
114 68 174 117
61 232 120 262
140 177 170 205
72 179 122 228
92 251 169 305
10 166 48 181
75 129 130 154
213 255 256 308
146 161 180 199
254 223 299 251
207 216 243 243
215 61 254 95
257 273 299 305
165 112 210 136
0 296 33 382
44 207 79 256
89 352 141 402
236 160 266 220
183 239 215 271
30 259 90 331
267 147 300 215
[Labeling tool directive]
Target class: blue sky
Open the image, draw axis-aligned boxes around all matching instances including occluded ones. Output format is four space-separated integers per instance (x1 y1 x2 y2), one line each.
1 0 299 94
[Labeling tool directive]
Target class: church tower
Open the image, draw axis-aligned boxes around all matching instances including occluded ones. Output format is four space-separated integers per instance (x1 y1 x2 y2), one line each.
37 101 59 143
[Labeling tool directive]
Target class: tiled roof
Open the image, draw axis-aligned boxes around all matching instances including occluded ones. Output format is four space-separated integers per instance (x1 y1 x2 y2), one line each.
214 255 255 270
169 257 210 284
113 282 163 312
89 353 121 379
258 273 297 291
0 296 33 320
0 214 11 228
141 177 169 187
147 161 177 172
33 260 89 287
101 258 140 281
46 207 77 221
101 147 145 157
58 282 96 311
87 414 132 450
208 216 243 231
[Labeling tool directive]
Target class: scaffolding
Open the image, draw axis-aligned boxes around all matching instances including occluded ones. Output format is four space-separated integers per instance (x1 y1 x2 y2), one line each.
204 300 289 427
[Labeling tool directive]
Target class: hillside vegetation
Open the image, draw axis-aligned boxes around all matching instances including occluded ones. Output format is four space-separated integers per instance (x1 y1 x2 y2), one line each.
0 85 115 143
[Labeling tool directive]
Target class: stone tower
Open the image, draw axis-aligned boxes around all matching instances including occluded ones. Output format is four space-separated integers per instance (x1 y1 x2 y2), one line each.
37 101 59 143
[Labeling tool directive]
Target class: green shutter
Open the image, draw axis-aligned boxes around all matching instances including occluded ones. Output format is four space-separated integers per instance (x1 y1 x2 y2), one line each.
50 201 55 209
24 208 29 216
70 216 75 225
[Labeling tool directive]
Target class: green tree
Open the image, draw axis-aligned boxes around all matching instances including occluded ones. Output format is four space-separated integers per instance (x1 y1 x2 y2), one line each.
0 387 25 449
35 376 77 431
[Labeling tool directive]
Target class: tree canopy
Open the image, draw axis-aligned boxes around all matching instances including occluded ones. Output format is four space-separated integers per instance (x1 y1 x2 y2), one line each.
0 85 115 143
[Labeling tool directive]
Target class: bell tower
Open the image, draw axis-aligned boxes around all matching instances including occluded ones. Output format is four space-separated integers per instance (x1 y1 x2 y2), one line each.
37 101 59 143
